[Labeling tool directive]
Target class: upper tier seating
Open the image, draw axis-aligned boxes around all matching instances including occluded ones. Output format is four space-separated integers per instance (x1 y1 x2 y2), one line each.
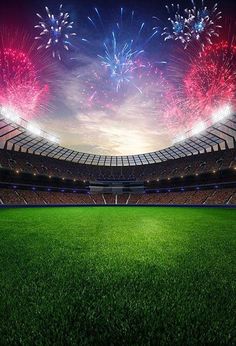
0 148 235 182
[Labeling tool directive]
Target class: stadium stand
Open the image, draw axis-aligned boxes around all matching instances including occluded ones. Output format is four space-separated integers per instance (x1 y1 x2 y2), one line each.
228 192 236 204
204 188 235 205
0 188 26 205
19 189 45 204
0 111 236 206
136 189 236 205
91 194 105 204
117 193 130 204
127 194 143 204
0 148 235 182
185 190 213 205
104 193 116 204
0 187 235 206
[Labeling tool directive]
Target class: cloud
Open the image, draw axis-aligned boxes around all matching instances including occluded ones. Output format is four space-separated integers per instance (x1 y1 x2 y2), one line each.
39 53 171 156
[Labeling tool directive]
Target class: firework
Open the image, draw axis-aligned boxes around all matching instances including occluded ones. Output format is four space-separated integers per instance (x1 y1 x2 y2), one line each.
161 1 222 49
35 4 77 60
184 41 236 116
98 32 144 92
163 40 236 135
161 4 189 46
186 0 222 48
0 30 52 120
88 8 159 92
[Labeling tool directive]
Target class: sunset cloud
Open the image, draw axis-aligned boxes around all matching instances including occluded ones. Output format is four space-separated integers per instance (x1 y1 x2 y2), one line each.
39 53 171 155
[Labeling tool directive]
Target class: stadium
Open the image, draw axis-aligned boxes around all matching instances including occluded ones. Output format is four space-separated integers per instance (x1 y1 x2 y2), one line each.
0 0 236 344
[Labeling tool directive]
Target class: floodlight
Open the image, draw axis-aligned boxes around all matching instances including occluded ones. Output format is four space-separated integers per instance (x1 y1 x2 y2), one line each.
1 106 21 124
212 104 233 123
173 134 186 144
47 134 59 144
192 121 207 136
27 123 42 136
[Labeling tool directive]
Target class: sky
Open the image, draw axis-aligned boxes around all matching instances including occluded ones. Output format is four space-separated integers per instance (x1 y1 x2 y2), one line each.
1 0 236 155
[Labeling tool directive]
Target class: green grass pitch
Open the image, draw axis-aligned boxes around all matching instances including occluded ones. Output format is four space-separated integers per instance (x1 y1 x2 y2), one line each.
0 207 235 345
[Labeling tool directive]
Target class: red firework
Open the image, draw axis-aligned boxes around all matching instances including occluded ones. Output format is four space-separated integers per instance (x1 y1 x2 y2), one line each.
0 30 52 120
184 41 236 120
164 40 236 135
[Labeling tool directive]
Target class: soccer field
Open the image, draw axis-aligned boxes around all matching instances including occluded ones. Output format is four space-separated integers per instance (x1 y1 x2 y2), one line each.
0 207 235 345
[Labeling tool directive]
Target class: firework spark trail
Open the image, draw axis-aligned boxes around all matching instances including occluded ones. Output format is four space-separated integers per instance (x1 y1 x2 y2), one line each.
87 7 159 93
35 4 77 60
98 32 145 92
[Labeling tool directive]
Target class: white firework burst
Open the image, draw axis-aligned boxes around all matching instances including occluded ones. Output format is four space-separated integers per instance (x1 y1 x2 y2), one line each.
161 1 222 49
186 0 222 49
35 4 77 60
161 4 189 46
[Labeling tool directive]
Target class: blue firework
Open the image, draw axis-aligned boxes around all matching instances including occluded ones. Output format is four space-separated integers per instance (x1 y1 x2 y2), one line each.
98 32 145 92
161 1 222 49
89 8 159 92
186 0 222 48
35 4 77 60
161 4 189 46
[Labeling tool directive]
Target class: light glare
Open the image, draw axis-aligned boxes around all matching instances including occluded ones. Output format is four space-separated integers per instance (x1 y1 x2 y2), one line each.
1 106 21 124
192 121 207 136
211 104 233 123
27 123 42 137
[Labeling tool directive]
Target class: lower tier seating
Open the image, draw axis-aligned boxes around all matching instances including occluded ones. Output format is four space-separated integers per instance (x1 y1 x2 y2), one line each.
0 188 235 205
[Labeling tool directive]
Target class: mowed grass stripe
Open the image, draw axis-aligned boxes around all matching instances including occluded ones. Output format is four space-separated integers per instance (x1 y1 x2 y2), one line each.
0 207 235 345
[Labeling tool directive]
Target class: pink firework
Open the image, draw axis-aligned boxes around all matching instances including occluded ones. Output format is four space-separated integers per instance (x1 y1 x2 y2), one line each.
184 41 236 118
164 40 236 135
0 31 51 120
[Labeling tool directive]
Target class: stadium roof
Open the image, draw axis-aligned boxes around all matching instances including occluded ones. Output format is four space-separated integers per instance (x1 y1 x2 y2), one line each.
0 110 236 166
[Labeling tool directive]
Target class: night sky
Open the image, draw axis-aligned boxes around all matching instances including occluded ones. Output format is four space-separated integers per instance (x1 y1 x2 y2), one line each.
1 0 236 155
